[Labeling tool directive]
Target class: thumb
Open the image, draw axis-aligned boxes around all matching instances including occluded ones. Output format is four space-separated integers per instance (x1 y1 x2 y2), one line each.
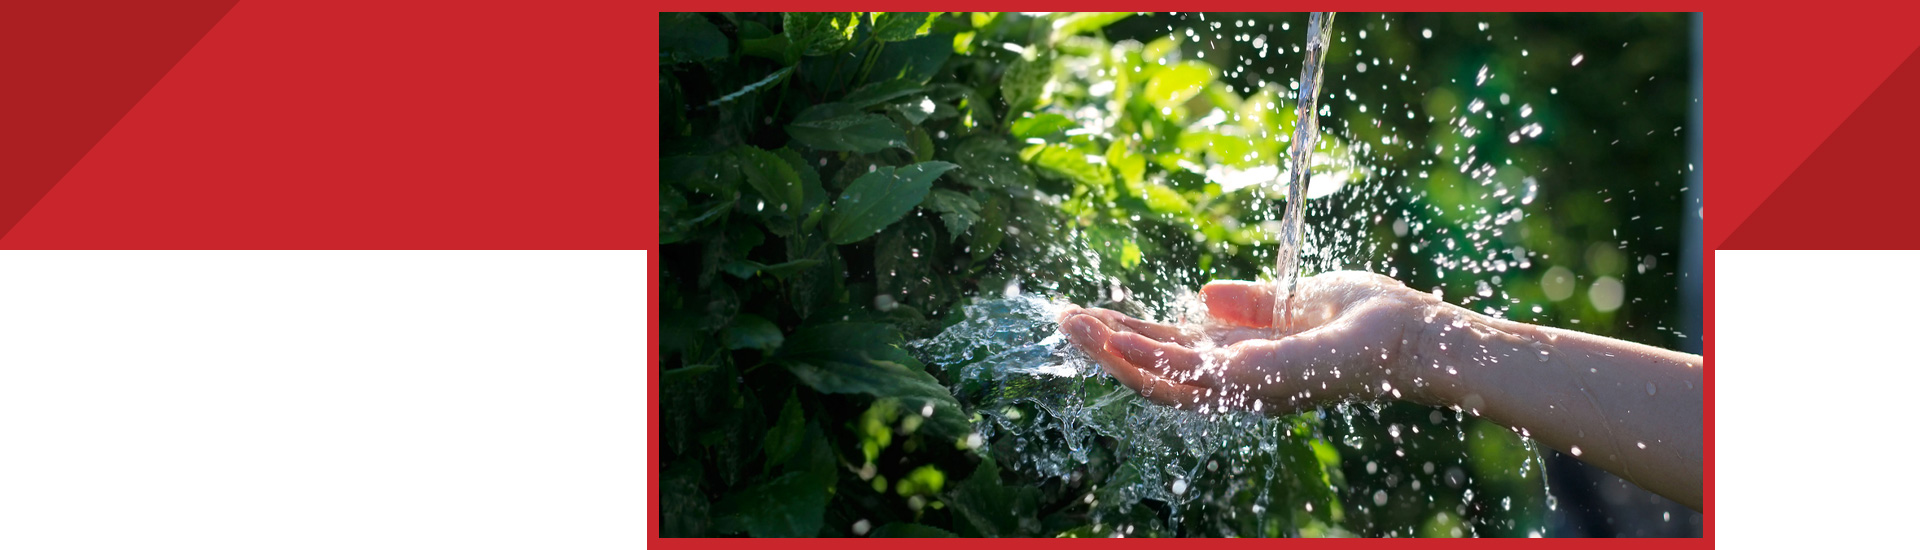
1200 280 1276 328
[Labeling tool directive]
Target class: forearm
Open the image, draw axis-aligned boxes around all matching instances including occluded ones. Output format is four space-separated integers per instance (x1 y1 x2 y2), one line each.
1398 302 1703 511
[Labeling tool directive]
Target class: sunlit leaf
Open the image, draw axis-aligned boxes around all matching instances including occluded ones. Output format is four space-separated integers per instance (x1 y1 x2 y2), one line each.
1143 61 1217 111
872 12 940 42
784 12 859 56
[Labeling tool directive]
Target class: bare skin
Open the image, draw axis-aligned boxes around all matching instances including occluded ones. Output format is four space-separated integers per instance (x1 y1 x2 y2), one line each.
1057 271 1703 511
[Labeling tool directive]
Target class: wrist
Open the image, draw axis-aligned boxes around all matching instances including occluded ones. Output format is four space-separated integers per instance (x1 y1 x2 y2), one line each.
1395 297 1472 408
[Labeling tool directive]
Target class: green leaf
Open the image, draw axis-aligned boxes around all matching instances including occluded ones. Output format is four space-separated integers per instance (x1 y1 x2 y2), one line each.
922 189 982 240
873 12 939 42
842 80 927 109
863 33 954 85
1009 113 1075 141
661 13 727 63
786 103 910 154
948 136 1033 189
946 458 1043 537
661 364 719 455
1142 182 1192 214
776 323 970 442
763 390 805 468
730 146 805 234
661 460 710 536
722 258 824 281
713 470 831 537
784 12 858 56
1025 144 1111 187
825 161 957 245
907 126 935 163
724 313 783 351
1143 60 1218 110
970 193 1007 261
773 148 827 231
1105 140 1146 185
1000 48 1054 120
871 523 958 538
890 95 938 124
1050 12 1134 40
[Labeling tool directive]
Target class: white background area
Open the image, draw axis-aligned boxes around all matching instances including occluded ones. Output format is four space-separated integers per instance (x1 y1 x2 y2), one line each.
0 251 647 548
1718 250 1920 544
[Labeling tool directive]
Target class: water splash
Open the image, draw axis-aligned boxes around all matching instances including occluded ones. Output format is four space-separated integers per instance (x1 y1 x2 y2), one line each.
912 296 1342 536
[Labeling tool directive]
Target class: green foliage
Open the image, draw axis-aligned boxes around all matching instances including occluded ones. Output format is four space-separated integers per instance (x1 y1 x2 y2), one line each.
662 11 1690 538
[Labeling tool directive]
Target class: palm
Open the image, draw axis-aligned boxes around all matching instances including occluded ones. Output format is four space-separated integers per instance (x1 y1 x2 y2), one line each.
1059 272 1432 414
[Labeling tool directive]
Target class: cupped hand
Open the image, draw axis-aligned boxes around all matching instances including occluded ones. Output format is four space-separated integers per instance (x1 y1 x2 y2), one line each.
1057 271 1440 415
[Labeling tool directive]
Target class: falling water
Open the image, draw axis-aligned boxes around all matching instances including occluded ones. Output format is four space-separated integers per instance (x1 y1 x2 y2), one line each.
1272 12 1336 335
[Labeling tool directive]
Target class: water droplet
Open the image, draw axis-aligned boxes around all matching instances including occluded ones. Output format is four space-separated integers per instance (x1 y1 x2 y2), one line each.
1569 446 1583 457
1571 53 1585 66
1646 382 1657 396
1171 478 1189 495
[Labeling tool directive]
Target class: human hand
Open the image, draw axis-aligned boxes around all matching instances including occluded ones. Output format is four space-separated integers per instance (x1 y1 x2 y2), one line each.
1057 271 1441 415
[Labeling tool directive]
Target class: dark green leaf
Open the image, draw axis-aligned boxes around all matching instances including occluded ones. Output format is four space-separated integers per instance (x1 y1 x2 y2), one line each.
762 390 806 468
922 188 982 240
783 12 858 56
724 313 783 351
773 148 827 231
786 103 910 154
825 161 957 245
741 34 796 64
949 136 1033 189
776 323 970 442
890 95 938 124
661 364 719 454
947 458 1043 537
842 80 926 109
722 258 824 281
872 12 939 42
713 469 831 537
661 13 727 63
730 146 805 233
864 33 954 85
971 193 1008 261
871 523 958 537
907 126 935 163
661 460 710 537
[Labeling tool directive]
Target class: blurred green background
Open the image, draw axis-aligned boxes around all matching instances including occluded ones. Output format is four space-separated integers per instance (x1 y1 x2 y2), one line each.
660 12 1698 537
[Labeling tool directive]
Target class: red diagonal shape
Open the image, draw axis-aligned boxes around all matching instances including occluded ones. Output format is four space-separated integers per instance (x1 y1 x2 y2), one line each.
0 1 240 241
1720 44 1920 249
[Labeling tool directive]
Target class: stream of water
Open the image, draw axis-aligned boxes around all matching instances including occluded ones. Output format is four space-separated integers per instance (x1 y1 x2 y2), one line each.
1271 11 1335 336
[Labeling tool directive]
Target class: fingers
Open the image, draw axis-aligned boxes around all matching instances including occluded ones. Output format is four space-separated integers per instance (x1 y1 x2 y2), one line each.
1061 314 1206 408
1058 306 1194 345
1107 332 1209 384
